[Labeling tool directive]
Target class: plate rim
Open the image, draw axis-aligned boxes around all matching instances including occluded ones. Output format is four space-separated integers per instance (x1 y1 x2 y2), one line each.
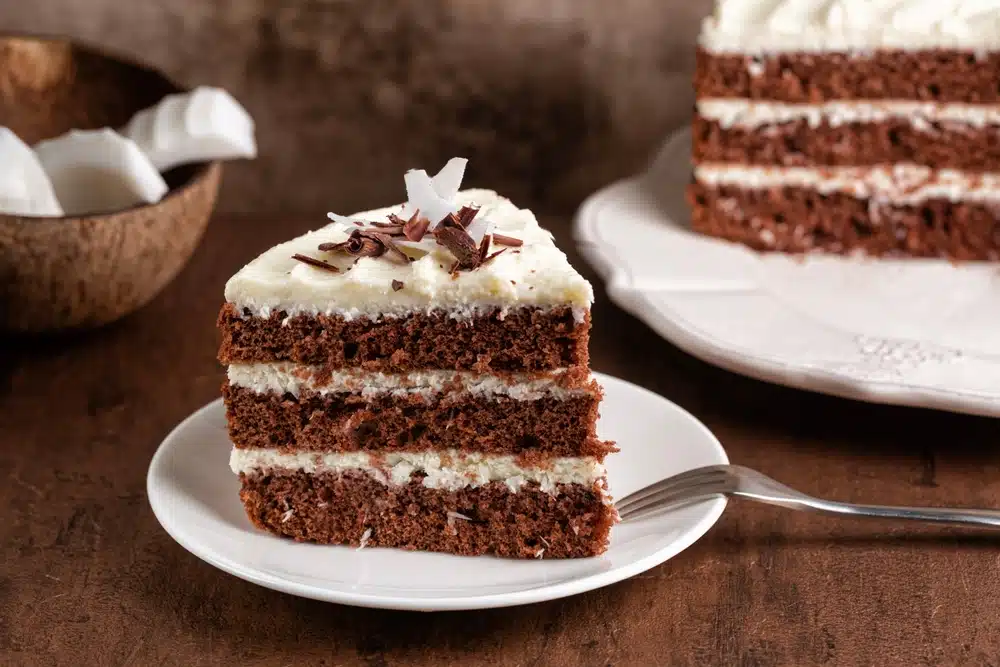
147 371 729 611
573 127 1000 419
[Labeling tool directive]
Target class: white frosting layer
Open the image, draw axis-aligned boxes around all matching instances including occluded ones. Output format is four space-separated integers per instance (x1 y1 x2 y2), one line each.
698 99 1000 129
227 363 586 400
224 188 593 321
694 163 1000 204
230 448 605 494
700 0 1000 54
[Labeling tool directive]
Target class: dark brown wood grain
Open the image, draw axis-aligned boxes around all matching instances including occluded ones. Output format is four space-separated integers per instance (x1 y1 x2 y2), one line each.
3 211 1000 667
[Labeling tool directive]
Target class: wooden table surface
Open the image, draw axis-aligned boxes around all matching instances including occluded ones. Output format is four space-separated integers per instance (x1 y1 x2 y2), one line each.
5 211 1000 667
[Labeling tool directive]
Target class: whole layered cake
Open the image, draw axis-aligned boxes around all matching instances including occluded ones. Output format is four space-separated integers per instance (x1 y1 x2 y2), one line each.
218 159 618 558
689 0 1000 259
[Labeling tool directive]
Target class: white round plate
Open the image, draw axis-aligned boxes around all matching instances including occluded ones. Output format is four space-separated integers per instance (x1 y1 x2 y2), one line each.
575 128 1000 418
147 372 728 611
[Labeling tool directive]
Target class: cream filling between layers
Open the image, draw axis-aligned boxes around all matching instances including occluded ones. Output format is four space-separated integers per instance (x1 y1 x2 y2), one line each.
694 163 1000 205
227 363 588 400
230 448 607 495
697 99 1000 129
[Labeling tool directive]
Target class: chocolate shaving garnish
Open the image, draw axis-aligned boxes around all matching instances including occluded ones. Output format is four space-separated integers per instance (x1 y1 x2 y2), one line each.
370 220 399 229
456 206 479 228
365 224 404 236
437 212 464 230
477 233 491 264
492 233 523 247
318 230 382 258
291 254 340 273
365 231 411 264
480 248 508 267
434 225 480 267
352 220 364 226
402 211 430 242
391 280 404 291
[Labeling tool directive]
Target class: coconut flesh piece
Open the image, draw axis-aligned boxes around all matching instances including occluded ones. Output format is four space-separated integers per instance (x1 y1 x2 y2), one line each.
34 129 168 216
0 128 63 216
400 157 494 245
122 86 257 171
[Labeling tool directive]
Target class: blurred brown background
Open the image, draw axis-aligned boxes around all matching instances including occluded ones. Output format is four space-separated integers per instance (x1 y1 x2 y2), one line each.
0 0 709 216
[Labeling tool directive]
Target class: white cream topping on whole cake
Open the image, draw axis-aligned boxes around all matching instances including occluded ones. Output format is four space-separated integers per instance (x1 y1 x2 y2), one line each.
700 0 1000 54
224 160 593 321
697 99 1000 129
227 363 589 401
694 163 1000 204
229 448 607 495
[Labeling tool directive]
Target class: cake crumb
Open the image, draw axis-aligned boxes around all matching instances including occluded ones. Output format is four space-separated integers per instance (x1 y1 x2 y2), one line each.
357 527 373 550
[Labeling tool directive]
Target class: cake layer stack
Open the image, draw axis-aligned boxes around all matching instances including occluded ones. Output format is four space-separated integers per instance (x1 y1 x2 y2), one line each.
689 0 1000 259
218 160 617 558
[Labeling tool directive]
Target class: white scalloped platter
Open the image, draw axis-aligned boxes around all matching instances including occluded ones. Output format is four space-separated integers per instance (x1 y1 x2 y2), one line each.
574 128 1000 418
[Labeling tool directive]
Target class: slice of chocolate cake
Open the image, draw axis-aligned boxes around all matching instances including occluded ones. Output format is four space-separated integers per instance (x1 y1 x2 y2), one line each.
218 159 618 558
689 1 1000 260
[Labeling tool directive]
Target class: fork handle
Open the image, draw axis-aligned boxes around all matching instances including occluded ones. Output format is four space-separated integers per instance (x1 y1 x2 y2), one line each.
735 491 1000 529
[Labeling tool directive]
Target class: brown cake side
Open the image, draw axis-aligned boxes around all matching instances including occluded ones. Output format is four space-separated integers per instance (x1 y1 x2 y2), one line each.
223 380 616 457
218 304 589 372
691 39 1000 259
695 49 1000 103
693 115 1000 171
688 182 1000 259
239 471 617 559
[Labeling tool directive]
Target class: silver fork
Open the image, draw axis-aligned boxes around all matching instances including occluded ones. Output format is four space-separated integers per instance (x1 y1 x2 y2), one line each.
616 464 1000 527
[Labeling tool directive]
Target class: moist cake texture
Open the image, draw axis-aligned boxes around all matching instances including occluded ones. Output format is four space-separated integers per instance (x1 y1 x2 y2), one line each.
218 158 617 558
689 0 1000 259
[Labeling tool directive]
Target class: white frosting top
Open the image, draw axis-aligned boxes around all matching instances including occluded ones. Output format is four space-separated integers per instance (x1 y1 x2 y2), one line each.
700 0 1000 54
225 187 592 321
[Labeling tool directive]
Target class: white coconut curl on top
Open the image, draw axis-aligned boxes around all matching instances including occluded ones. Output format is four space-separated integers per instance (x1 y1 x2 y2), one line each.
327 158 495 246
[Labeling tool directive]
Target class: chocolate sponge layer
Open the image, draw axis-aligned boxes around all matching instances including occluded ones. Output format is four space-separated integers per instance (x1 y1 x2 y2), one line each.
218 304 589 373
693 115 1000 171
687 182 1000 259
695 49 1000 103
238 470 616 559
223 381 615 458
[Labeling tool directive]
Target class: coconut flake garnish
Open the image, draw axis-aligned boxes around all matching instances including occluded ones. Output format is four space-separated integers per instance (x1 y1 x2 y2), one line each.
430 157 467 201
447 511 473 522
324 157 509 268
464 214 494 246
357 527 372 550
326 212 358 228
280 509 294 523
403 168 456 224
